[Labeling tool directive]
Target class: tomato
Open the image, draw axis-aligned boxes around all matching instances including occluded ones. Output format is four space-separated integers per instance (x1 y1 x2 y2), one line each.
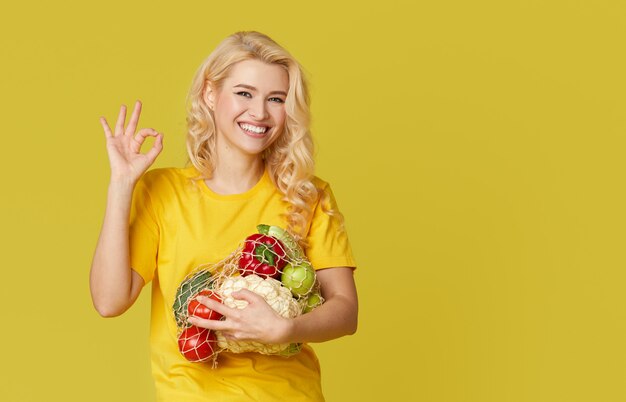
177 325 217 362
188 290 223 321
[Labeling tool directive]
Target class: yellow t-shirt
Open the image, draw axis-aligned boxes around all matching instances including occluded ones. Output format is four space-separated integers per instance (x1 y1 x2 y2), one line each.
129 165 357 401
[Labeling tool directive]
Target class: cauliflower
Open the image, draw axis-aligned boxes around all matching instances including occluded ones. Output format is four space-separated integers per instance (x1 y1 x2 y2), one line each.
216 274 301 354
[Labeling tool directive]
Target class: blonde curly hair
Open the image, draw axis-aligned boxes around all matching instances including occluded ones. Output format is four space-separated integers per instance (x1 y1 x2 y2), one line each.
184 31 342 244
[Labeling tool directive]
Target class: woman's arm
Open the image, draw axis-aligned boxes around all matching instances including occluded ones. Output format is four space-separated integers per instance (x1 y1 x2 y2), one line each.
89 181 145 317
286 267 358 342
188 266 358 344
89 101 163 317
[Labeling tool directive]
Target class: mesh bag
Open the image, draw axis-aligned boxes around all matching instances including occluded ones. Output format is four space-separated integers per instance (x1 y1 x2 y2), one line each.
172 224 325 367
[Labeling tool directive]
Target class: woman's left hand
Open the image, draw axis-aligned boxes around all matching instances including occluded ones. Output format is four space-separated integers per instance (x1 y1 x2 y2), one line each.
187 289 292 344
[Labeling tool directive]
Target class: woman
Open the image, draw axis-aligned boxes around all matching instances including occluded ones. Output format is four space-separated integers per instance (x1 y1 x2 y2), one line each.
90 31 358 401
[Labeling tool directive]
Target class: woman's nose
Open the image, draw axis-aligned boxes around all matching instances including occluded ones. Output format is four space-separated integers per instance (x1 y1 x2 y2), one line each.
249 99 268 120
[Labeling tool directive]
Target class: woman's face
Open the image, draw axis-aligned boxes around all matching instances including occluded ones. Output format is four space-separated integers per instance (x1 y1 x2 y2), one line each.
208 59 289 158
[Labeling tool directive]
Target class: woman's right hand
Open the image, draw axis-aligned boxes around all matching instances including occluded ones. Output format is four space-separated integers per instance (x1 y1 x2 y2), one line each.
99 100 163 185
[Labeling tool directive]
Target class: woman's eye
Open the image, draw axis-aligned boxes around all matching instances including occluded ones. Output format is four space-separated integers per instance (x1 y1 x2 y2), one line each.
269 97 285 103
236 91 252 98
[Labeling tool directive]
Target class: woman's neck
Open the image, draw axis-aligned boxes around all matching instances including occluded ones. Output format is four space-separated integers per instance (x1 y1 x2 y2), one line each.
205 156 265 195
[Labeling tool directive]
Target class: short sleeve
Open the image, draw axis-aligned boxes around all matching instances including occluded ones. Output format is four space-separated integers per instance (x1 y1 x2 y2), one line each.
305 182 357 270
128 174 159 285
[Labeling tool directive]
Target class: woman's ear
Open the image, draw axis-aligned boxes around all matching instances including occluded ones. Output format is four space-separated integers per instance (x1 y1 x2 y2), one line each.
203 81 216 110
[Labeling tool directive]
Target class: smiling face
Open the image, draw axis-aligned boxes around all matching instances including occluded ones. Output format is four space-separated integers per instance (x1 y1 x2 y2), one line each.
206 59 289 159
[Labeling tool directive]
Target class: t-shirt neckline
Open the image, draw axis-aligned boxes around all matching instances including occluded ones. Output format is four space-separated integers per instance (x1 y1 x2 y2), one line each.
196 166 270 201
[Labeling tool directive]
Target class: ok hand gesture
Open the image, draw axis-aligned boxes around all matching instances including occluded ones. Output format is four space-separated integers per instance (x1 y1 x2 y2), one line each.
100 100 163 185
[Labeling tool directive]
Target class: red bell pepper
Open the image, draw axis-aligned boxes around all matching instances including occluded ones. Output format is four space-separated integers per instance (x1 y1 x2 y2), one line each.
238 233 287 279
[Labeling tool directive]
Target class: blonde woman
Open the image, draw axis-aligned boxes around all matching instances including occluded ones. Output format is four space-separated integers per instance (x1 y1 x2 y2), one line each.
90 31 358 401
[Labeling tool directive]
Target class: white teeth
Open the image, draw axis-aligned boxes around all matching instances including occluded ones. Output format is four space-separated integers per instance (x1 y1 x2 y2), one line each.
239 123 267 134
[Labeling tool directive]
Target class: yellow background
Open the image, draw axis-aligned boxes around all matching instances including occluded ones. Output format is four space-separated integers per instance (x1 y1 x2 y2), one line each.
0 1 624 401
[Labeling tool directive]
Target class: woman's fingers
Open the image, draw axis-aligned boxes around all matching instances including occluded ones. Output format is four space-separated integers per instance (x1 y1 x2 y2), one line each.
188 293 284 343
187 296 233 330
125 100 142 136
231 289 261 304
132 127 159 144
102 100 143 138
99 117 113 138
197 296 232 317
188 315 231 331
100 102 164 182
144 133 163 163
129 128 162 157
114 104 127 136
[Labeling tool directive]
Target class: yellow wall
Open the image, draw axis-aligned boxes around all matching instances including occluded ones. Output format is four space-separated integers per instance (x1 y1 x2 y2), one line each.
1 1 624 401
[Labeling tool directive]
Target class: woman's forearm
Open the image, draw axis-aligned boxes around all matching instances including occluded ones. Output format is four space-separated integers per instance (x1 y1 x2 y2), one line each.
286 293 358 343
284 267 358 343
89 180 139 317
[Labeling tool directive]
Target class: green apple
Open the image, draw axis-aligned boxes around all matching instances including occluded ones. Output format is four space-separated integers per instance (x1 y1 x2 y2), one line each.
281 262 315 296
303 292 323 313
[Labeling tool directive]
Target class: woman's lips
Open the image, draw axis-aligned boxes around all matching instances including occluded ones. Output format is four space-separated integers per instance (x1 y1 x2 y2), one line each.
238 122 270 138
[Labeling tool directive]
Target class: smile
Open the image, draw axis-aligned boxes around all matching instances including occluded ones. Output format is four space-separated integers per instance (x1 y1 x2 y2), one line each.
238 122 268 135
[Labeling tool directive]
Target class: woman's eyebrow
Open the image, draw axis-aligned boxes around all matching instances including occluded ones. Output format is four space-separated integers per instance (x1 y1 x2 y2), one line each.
234 83 287 96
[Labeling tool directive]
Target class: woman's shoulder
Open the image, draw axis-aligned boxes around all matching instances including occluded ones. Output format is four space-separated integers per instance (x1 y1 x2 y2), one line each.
311 175 338 203
142 165 197 180
311 175 331 191
139 165 198 190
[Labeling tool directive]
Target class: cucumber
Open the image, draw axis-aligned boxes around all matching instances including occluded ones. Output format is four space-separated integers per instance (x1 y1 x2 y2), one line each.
172 270 212 328
277 342 302 357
